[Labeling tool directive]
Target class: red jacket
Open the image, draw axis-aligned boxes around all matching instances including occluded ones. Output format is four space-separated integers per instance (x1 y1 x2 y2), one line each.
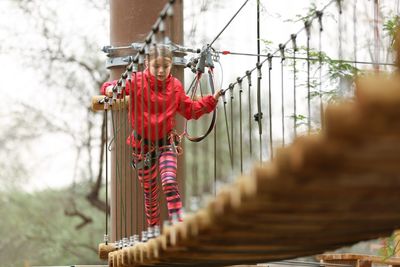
101 70 218 146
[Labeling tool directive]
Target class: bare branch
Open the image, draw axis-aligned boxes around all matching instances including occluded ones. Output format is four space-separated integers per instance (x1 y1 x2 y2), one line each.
64 200 93 230
86 112 109 213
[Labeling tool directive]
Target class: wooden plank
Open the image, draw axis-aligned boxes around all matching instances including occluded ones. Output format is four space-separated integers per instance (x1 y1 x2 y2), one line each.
317 253 400 266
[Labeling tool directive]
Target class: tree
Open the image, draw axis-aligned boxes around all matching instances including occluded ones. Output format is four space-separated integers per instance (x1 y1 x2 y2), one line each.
0 0 110 264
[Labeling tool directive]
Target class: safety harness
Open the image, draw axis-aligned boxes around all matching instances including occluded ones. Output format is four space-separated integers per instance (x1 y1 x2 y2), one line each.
131 130 183 169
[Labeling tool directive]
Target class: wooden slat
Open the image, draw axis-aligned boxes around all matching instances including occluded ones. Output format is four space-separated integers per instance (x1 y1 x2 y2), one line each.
317 253 400 267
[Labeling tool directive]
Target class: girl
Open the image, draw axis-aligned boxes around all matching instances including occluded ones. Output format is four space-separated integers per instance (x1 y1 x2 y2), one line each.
101 45 221 230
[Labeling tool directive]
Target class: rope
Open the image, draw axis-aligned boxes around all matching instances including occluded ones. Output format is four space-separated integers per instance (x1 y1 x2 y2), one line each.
214 121 217 197
140 60 146 231
267 55 273 159
221 0 337 93
280 51 285 147
256 0 263 163
219 51 396 66
209 0 250 47
305 20 311 134
292 34 298 138
246 71 253 158
132 63 140 235
229 85 235 171
237 78 244 174
353 0 358 70
222 95 234 168
110 110 126 239
184 71 218 143
105 110 109 244
318 11 324 129
146 51 153 231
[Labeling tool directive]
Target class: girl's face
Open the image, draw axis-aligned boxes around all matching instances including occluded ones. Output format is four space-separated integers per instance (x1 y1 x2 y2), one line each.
147 56 172 81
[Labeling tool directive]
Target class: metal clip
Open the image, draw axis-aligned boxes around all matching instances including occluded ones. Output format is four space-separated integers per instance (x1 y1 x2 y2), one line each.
141 231 148 242
336 0 342 14
229 83 234 100
291 34 298 52
279 43 286 61
246 70 252 86
237 77 243 93
254 112 263 122
144 152 152 167
103 97 110 110
116 80 122 94
256 62 262 79
316 10 323 32
304 20 311 39
267 53 273 70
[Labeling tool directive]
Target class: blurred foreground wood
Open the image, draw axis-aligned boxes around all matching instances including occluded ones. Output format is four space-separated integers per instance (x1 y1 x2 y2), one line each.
317 253 400 267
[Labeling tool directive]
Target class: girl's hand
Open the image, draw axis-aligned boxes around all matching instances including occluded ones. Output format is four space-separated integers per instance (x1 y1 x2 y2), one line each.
213 89 223 101
105 85 114 97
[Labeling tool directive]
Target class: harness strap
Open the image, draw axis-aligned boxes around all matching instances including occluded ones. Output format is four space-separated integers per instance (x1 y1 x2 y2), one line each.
131 131 183 169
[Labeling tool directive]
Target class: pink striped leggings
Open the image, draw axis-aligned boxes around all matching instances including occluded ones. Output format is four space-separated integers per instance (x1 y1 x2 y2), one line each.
136 149 182 227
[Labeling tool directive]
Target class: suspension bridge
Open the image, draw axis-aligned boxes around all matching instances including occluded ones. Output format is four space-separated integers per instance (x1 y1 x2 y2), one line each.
91 0 400 266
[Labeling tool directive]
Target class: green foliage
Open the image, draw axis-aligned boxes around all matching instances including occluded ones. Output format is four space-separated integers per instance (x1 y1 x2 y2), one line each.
0 184 105 267
292 46 360 104
261 39 274 53
290 114 308 128
284 3 317 23
383 15 400 47
305 47 359 81
310 88 341 103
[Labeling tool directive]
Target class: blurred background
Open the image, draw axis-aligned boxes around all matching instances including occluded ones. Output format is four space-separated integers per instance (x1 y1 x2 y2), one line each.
0 0 398 266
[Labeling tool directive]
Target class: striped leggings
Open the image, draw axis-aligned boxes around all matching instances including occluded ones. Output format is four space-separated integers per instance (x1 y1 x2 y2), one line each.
137 149 183 227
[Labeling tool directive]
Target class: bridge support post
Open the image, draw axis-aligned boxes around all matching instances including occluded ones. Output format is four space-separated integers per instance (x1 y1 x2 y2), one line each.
109 0 184 242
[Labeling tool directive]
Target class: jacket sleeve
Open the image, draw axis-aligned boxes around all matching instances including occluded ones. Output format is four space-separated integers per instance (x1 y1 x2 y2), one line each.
176 80 218 120
100 79 133 97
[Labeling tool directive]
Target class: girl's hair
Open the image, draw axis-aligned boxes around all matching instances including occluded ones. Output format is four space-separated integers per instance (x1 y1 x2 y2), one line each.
148 45 173 60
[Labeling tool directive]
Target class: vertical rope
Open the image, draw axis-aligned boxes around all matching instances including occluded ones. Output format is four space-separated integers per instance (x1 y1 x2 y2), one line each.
374 0 380 71
110 111 119 239
115 89 121 240
256 0 263 163
222 95 234 168
237 77 243 174
145 45 153 232
291 34 297 138
122 82 127 238
115 109 122 240
115 81 125 239
151 42 159 234
353 0 358 70
305 20 311 134
105 109 109 244
213 119 217 197
125 64 134 237
230 85 235 171
317 11 324 129
160 24 168 227
139 51 146 231
152 42 160 235
246 71 252 158
267 54 273 159
337 0 343 60
132 61 139 236
279 47 285 147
